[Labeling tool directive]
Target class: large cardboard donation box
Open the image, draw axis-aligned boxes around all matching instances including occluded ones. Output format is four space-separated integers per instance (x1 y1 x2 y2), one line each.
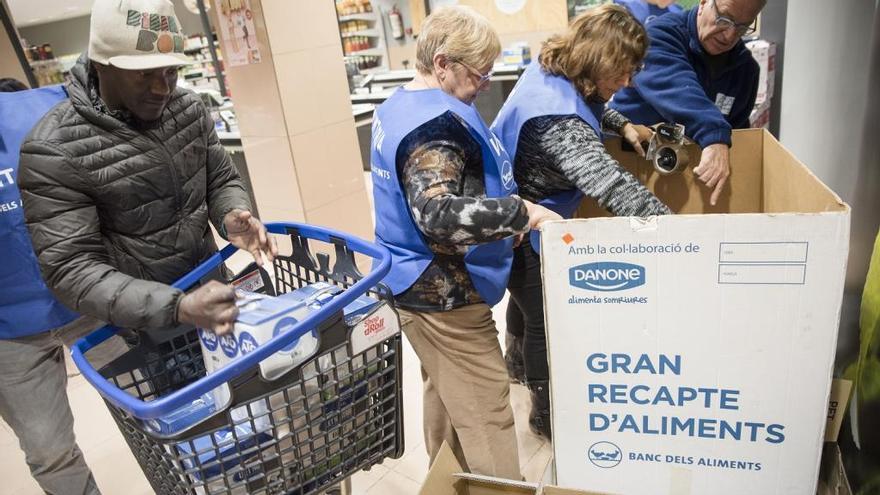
542 129 850 495
419 442 608 495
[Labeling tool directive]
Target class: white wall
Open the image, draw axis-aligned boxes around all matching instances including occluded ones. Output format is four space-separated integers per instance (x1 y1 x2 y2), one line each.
779 0 880 293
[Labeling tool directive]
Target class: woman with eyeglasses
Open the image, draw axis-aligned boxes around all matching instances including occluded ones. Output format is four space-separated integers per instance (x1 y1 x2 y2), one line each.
492 3 672 441
369 5 560 478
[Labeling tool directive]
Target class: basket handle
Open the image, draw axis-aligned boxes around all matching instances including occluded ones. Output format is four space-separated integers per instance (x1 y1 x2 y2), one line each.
70 222 391 420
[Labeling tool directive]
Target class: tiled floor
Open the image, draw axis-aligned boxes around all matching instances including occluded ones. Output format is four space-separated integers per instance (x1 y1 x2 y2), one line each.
0 172 552 494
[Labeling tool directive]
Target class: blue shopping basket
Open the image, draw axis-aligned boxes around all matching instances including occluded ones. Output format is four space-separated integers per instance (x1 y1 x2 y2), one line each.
71 222 405 495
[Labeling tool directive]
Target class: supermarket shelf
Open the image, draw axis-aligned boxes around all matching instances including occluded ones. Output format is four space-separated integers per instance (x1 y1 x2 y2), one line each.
341 29 381 38
350 89 395 104
338 12 378 22
182 74 219 83
356 66 390 75
344 47 384 56
183 41 219 54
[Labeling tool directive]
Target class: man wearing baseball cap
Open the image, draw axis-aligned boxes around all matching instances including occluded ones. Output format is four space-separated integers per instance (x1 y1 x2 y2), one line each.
13 1 274 490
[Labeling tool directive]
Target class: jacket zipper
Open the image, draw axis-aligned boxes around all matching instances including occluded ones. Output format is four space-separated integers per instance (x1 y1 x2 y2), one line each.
146 130 184 224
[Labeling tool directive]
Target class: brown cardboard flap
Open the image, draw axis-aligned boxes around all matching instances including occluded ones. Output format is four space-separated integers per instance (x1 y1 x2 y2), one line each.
542 487 613 495
456 477 537 495
420 442 468 495
826 379 854 443
761 130 848 214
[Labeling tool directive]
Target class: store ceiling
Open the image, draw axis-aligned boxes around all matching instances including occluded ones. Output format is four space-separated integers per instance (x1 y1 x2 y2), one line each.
7 0 93 27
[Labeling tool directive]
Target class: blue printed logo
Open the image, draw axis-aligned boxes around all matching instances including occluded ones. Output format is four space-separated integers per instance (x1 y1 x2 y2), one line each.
199 328 218 352
569 262 645 292
238 332 259 355
501 160 514 190
219 334 238 358
273 317 300 352
588 441 622 468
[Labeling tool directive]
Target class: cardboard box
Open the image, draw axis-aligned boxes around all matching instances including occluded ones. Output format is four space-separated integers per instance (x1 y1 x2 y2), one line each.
418 442 851 495
545 129 850 494
419 442 609 495
747 40 776 106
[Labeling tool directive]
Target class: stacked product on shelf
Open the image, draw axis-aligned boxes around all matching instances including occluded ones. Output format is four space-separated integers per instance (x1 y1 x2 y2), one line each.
21 40 65 86
335 0 373 16
178 34 239 138
335 0 388 75
180 34 224 92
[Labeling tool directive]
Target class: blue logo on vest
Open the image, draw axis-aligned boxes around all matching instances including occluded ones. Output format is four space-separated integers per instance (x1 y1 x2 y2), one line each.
199 328 218 352
501 160 514 190
219 334 238 358
238 332 259 355
588 441 622 468
273 317 300 352
569 262 646 291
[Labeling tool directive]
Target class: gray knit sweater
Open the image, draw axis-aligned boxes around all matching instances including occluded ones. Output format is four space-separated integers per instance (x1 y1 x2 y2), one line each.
514 110 671 217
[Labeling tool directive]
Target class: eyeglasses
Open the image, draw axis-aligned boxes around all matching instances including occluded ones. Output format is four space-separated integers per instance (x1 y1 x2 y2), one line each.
454 60 493 84
710 0 757 36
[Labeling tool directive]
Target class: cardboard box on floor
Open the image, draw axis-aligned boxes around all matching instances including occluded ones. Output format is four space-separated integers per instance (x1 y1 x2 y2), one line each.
540 128 851 494
419 442 610 495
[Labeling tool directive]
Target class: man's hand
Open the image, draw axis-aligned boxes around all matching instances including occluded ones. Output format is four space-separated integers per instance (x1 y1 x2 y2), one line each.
224 209 278 266
523 200 563 230
692 143 730 206
621 123 654 157
177 280 238 335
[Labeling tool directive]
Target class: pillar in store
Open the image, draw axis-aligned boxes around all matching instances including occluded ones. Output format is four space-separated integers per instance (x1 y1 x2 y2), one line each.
211 0 373 240
0 0 30 86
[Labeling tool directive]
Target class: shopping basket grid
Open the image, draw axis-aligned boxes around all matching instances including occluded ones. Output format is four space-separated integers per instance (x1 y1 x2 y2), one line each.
72 223 404 495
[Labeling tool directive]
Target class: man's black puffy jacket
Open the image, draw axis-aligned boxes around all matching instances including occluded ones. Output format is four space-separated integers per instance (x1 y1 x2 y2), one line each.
18 58 252 330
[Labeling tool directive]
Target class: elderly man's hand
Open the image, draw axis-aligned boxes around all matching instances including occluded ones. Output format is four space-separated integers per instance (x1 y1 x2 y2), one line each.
693 143 730 206
621 123 654 157
223 209 278 266
177 281 238 335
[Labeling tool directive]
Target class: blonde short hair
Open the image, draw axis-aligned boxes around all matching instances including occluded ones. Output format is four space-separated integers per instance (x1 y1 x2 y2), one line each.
540 4 647 101
415 6 501 75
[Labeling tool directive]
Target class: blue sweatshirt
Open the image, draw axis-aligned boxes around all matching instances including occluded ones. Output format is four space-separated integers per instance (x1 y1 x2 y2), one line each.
610 8 759 148
613 0 682 25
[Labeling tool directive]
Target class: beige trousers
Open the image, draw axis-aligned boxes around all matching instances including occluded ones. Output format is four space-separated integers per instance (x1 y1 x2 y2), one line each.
399 304 521 480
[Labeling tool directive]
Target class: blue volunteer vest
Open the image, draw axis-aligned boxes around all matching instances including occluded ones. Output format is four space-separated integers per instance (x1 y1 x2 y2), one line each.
0 85 78 339
371 87 517 307
491 62 604 252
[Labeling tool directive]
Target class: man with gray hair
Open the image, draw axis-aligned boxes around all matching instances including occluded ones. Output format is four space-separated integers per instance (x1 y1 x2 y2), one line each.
611 0 766 206
13 0 274 491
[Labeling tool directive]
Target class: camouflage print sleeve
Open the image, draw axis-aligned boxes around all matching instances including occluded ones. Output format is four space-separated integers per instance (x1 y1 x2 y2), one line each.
399 114 529 247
